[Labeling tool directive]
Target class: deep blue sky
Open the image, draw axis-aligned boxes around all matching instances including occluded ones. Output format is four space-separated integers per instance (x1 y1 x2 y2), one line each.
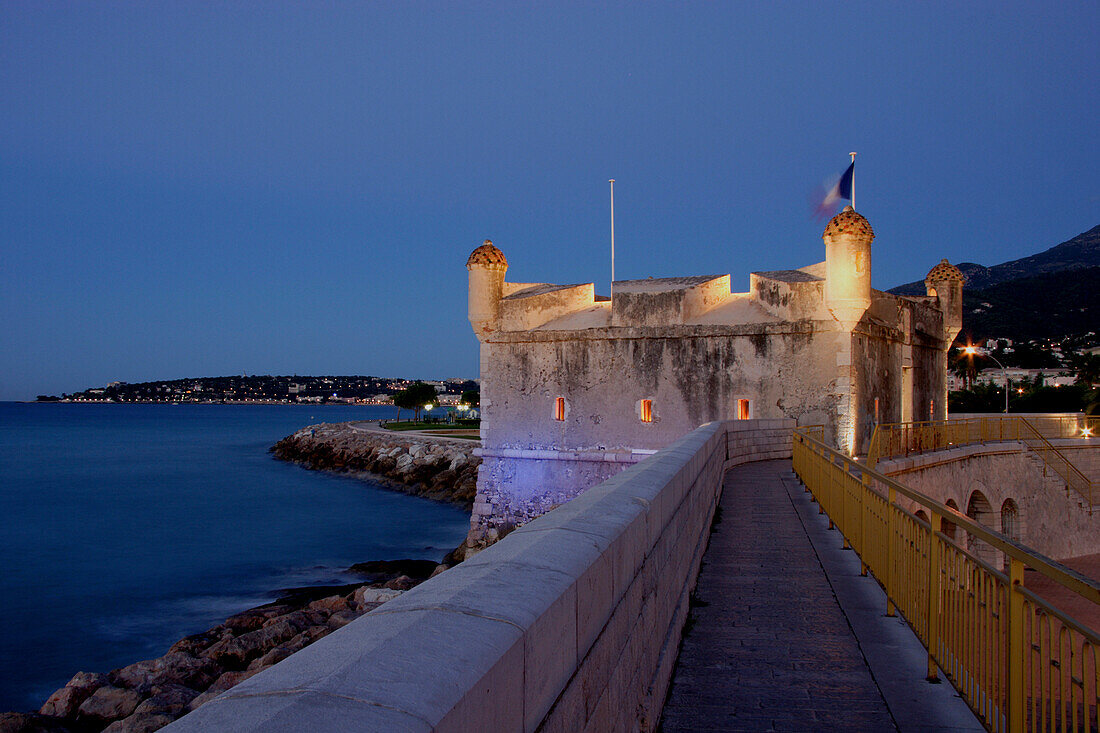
2 3 1097 400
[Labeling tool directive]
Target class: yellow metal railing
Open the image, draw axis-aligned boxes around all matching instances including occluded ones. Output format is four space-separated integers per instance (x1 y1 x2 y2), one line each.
867 416 1097 509
794 427 1100 733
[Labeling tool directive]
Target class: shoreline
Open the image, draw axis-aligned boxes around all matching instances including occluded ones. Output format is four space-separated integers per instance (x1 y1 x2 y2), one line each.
3 556 456 733
0 422 476 733
269 421 481 511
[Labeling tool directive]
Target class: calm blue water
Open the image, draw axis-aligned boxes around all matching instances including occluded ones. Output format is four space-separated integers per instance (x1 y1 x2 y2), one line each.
0 402 469 712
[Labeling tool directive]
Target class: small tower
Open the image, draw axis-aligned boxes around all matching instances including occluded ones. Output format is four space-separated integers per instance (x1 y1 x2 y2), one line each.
467 240 508 340
823 205 874 326
925 259 965 343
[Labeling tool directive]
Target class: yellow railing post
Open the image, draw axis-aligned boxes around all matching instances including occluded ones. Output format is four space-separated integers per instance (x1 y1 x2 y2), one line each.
859 471 869 576
886 484 897 617
1007 557 1025 733
926 509 942 682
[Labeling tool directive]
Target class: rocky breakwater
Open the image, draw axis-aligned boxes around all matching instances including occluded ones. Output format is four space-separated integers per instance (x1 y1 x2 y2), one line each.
0 561 437 733
270 422 480 509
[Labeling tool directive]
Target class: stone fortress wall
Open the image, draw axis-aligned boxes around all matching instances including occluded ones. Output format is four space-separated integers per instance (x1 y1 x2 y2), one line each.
466 208 964 549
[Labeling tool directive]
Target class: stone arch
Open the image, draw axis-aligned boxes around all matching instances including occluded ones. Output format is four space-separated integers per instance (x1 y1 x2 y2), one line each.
1000 499 1022 571
941 499 960 543
915 509 929 524
966 490 996 568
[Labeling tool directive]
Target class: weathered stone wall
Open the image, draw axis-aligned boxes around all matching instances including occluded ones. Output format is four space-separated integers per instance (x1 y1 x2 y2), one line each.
271 423 480 508
162 419 794 733
877 441 1100 560
468 326 835 545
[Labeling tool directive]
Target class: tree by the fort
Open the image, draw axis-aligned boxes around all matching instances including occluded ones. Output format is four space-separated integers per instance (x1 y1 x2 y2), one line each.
461 389 480 408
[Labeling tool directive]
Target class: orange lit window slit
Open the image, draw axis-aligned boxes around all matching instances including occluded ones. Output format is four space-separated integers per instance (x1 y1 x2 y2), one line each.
640 399 653 423
554 397 565 421
737 399 750 420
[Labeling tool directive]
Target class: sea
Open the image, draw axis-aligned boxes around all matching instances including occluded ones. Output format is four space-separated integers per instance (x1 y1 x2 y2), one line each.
0 402 470 712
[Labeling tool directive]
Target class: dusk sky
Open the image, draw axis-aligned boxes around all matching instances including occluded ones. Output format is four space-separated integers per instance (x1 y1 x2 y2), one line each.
2 2 1097 401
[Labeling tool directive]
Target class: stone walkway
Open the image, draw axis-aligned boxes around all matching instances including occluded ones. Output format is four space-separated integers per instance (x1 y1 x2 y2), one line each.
660 460 983 733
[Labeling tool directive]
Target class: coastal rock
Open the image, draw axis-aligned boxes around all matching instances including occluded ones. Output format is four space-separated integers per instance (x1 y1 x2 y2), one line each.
113 653 219 692
307 595 348 614
270 422 480 510
203 622 297 669
353 586 402 607
132 683 198 716
39 671 109 718
346 559 437 579
284 626 329 652
383 575 416 591
326 610 359 629
246 645 295 671
102 712 178 733
166 629 225 657
0 712 77 733
77 686 142 723
186 670 258 712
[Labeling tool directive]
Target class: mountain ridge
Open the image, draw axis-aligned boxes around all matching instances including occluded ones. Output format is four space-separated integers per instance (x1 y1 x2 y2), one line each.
888 223 1100 296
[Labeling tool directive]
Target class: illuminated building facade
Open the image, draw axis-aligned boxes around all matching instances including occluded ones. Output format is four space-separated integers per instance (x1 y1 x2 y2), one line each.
465 207 962 548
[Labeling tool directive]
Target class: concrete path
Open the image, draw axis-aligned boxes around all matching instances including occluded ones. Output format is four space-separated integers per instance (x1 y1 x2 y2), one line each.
659 460 983 733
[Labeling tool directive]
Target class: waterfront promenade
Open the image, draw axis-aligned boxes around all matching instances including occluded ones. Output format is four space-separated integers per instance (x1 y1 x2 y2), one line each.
661 460 983 732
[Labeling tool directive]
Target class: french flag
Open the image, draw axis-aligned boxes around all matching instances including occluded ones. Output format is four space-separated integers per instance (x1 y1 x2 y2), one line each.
815 161 854 219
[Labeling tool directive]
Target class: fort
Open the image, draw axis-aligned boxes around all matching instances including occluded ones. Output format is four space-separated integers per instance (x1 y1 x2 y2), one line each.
465 206 963 548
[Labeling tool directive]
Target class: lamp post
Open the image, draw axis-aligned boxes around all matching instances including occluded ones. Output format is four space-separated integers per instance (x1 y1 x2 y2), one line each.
964 346 1009 413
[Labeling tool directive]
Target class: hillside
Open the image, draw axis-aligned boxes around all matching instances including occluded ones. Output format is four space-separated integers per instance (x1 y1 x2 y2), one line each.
889 224 1100 296
958 266 1099 342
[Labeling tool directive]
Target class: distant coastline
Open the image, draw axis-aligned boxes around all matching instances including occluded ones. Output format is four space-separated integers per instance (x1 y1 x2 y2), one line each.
33 373 479 407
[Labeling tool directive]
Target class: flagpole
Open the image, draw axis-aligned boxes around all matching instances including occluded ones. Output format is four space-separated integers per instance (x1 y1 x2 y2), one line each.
848 152 857 211
609 179 616 299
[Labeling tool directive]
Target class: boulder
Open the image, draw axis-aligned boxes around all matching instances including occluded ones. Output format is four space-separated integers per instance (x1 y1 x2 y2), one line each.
77 686 142 723
307 595 348 614
353 587 402 607
102 712 177 733
112 653 219 692
284 626 329 653
326 610 359 629
202 621 296 669
223 610 268 634
132 683 198 716
39 671 109 718
167 629 225 657
0 713 77 732
246 645 295 671
383 575 417 591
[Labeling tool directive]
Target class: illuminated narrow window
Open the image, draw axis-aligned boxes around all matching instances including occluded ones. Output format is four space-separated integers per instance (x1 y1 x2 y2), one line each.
874 398 880 424
930 399 935 418
737 399 750 420
640 399 653 423
553 396 566 421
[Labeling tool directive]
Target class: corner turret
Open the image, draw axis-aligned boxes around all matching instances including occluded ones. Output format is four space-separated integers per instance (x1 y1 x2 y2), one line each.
467 240 508 340
925 259 964 342
823 206 873 326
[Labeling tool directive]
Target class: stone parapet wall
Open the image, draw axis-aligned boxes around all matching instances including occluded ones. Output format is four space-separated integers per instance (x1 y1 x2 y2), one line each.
163 419 794 732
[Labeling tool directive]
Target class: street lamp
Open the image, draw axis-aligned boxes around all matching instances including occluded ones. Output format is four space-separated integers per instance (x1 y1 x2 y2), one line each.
964 346 1009 414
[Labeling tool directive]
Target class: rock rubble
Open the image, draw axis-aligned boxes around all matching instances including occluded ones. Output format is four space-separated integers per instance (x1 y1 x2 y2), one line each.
4 564 435 733
270 422 480 509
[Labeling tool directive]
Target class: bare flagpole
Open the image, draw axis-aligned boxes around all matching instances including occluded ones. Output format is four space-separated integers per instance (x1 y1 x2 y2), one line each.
609 179 616 299
849 152 857 210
